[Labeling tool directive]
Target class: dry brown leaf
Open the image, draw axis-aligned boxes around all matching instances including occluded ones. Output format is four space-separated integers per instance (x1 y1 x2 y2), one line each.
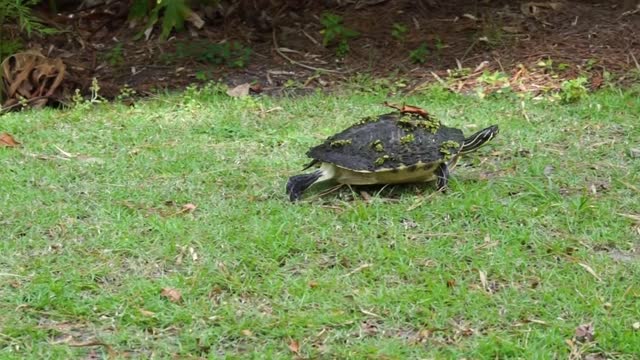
160 287 182 303
308 280 319 288
575 322 595 342
0 133 20 147
227 83 251 97
287 339 300 354
1 51 65 109
185 9 205 28
383 101 430 118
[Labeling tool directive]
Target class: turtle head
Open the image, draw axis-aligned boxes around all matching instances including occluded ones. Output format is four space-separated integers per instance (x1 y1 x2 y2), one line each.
460 125 499 154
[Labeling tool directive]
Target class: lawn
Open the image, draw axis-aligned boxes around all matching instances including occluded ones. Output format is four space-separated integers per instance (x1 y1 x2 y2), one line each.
1 84 640 359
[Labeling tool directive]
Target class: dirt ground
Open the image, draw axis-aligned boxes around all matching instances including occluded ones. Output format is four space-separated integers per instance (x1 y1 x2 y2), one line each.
4 0 640 103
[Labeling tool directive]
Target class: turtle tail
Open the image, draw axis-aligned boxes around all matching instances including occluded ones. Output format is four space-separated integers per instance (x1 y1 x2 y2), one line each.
460 125 499 154
286 170 323 202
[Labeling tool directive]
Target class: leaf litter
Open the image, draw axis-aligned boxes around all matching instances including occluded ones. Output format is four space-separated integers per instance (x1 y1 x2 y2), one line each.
0 133 20 147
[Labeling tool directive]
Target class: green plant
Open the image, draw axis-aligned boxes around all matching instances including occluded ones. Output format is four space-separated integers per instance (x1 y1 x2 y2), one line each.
560 76 588 103
129 0 201 40
319 12 359 58
0 0 55 64
169 41 251 68
71 77 104 110
105 43 124 66
409 43 429 64
391 23 408 42
448 67 471 78
0 39 22 62
537 58 569 74
116 84 137 101
477 70 509 86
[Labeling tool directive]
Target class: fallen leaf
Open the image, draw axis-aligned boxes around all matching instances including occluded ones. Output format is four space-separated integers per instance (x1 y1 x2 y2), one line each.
139 309 156 317
226 83 251 97
575 322 595 342
308 280 319 288
629 148 640 158
633 322 640 330
160 288 182 303
241 329 253 336
189 246 198 261
249 83 263 93
478 269 488 291
0 133 20 147
287 339 300 354
182 203 197 212
383 101 430 118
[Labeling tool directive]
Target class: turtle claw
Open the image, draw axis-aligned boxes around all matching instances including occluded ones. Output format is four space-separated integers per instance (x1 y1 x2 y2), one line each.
435 162 450 191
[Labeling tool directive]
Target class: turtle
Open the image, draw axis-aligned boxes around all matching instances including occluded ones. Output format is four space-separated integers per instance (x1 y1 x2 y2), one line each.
286 108 499 201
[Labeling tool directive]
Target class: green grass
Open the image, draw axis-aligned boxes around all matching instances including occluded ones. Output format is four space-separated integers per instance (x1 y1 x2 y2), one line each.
1 85 640 358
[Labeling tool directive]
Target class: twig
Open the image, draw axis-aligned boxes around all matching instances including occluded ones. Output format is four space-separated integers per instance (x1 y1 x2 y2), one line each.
630 52 640 72
272 30 343 73
461 37 479 62
302 29 321 46
0 96 51 114
0 273 26 277
578 263 602 282
360 308 382 318
305 184 344 201
430 71 448 87
342 263 371 277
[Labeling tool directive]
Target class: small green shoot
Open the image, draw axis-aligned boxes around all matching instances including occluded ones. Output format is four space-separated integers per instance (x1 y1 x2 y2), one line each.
409 43 429 64
391 23 408 42
560 76 588 103
320 12 359 58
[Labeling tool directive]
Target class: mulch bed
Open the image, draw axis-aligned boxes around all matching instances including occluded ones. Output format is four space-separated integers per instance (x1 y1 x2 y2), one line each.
2 0 639 107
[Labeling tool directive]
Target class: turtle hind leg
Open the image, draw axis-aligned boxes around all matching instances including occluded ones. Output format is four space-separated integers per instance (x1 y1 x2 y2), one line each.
286 170 323 201
435 162 450 191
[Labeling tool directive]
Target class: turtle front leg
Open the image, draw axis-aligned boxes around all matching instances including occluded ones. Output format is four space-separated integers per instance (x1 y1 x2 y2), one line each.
435 162 450 191
286 170 323 201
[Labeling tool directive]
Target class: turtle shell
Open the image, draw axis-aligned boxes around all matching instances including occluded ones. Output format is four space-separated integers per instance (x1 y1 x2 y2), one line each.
307 112 465 172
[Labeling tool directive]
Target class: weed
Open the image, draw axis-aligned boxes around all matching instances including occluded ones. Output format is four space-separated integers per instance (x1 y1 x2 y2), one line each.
477 70 509 87
560 76 588 103
105 43 124 66
448 67 472 78
409 43 429 64
320 12 359 58
116 84 137 101
391 23 408 42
